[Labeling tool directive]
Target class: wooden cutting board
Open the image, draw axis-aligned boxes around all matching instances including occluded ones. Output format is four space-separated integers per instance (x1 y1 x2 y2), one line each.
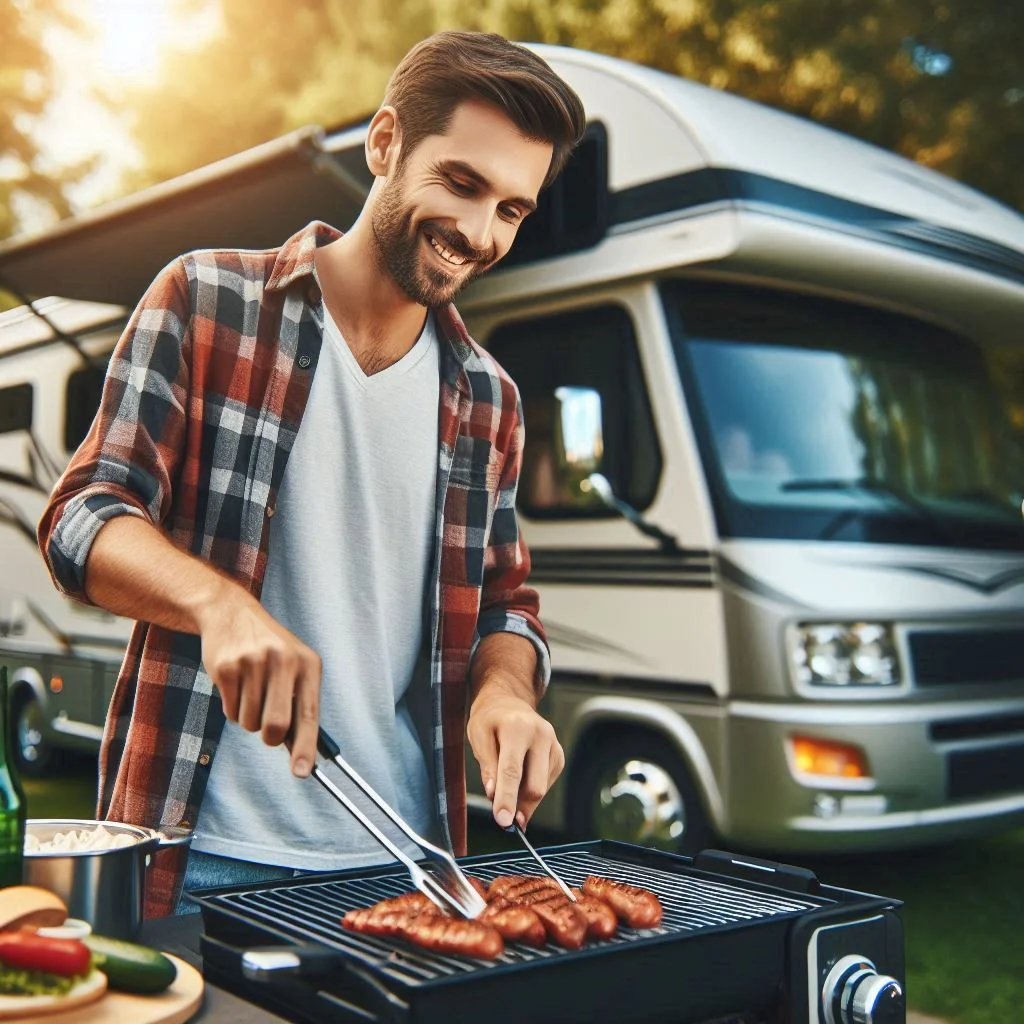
12 954 203 1024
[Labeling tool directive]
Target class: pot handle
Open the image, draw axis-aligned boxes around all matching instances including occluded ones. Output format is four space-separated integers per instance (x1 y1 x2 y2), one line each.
144 826 194 848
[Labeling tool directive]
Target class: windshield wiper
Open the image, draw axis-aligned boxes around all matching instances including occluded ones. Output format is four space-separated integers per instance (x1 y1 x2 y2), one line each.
780 476 952 542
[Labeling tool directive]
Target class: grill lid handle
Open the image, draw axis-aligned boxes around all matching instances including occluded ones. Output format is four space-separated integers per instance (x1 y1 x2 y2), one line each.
241 946 337 980
694 849 820 894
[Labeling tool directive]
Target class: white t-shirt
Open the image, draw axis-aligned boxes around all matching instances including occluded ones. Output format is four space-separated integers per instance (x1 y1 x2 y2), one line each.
192 297 442 869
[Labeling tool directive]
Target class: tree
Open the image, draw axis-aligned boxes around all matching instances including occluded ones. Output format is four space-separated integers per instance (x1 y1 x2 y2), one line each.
121 0 1022 212
0 0 86 241
119 0 439 192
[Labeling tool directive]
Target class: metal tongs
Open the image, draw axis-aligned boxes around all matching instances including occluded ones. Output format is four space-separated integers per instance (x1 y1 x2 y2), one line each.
306 726 488 920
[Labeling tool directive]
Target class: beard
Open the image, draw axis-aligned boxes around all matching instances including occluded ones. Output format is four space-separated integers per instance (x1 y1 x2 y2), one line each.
370 172 495 307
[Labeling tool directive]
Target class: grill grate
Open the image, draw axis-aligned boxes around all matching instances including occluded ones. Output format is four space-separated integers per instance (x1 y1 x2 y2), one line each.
201 848 829 987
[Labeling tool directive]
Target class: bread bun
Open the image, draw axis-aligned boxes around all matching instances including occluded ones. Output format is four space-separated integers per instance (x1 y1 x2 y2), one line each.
0 968 107 1020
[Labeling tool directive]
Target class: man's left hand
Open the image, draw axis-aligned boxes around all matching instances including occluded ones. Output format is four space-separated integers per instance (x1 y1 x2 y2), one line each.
468 686 564 829
467 634 562 829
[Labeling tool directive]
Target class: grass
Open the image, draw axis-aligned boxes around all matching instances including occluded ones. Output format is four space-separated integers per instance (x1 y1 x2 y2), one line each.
22 757 98 820
22 761 1021 1024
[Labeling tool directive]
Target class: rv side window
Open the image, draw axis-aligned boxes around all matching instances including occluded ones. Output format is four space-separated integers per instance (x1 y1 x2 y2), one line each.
500 123 609 269
487 305 661 518
64 357 111 451
0 383 33 435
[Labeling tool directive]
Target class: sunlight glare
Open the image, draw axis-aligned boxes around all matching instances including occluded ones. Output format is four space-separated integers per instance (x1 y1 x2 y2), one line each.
91 0 179 80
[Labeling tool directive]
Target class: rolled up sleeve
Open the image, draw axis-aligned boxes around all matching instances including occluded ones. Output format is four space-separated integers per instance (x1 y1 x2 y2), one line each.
38 258 192 603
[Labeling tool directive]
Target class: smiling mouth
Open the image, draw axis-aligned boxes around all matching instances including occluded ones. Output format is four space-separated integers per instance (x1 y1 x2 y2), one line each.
424 232 470 268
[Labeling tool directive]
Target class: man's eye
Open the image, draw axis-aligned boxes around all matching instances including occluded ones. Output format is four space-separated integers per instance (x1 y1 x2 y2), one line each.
448 178 474 194
499 206 524 223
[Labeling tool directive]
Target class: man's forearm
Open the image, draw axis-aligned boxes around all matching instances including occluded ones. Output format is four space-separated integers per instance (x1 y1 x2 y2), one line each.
85 515 249 633
470 631 539 707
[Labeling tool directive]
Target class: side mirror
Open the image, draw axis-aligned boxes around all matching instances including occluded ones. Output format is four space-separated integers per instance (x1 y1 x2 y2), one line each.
553 386 604 477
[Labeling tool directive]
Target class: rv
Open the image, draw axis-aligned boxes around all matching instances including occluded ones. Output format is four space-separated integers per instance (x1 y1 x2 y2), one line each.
2 45 1023 854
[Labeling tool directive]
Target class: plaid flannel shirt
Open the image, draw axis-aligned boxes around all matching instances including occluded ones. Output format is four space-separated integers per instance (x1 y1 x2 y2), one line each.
37 221 550 919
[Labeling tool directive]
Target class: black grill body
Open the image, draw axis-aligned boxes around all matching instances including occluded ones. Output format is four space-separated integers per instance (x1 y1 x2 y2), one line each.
193 842 904 1024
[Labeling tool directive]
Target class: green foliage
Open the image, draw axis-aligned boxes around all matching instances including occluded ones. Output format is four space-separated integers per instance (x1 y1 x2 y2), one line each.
119 0 441 192
0 0 88 239
120 0 1022 213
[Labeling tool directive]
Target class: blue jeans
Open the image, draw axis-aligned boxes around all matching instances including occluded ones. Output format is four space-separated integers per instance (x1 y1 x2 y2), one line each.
174 850 301 915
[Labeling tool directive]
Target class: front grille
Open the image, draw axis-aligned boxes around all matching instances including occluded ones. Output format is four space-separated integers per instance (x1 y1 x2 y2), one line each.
930 713 1024 743
947 743 1024 801
201 847 827 985
908 628 1021 686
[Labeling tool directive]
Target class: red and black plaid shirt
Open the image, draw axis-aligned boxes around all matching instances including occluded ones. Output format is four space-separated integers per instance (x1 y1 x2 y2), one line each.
38 221 549 918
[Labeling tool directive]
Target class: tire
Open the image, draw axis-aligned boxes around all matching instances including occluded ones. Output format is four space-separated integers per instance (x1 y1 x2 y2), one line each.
567 731 714 857
10 692 56 778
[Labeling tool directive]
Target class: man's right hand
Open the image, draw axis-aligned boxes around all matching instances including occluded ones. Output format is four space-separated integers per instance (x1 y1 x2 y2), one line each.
83 515 322 779
198 595 322 777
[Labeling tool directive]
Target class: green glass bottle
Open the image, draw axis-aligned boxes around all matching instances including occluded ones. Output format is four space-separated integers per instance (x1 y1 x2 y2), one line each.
0 667 26 887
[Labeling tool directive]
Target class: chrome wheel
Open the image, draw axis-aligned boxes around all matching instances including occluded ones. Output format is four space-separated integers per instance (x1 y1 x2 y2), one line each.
570 732 713 856
593 759 687 850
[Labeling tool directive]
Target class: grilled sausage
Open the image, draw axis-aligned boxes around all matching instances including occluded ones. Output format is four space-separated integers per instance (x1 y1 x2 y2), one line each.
523 894 588 949
372 892 439 915
570 889 619 940
488 875 604 947
481 897 547 947
488 875 560 902
342 907 412 938
493 883 588 949
582 876 663 929
467 876 489 901
343 907 505 959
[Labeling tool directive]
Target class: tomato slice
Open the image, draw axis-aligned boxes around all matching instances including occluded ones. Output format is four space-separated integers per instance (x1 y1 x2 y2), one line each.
0 932 92 977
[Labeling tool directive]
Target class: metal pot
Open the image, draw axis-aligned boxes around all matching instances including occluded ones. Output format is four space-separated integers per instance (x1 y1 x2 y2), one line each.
24 818 192 940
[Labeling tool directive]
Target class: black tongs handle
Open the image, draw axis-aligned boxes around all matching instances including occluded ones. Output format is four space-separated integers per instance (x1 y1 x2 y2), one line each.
317 726 341 761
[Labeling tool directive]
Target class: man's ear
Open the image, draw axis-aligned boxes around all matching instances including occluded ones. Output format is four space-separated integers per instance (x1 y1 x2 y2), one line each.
365 106 401 177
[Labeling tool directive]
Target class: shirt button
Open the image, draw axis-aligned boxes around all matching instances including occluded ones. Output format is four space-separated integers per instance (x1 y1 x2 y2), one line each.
178 819 191 830
266 505 275 518
298 354 311 369
198 753 211 767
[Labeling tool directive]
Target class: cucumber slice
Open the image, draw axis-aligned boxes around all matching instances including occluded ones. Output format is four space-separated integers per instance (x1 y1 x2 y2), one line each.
82 936 177 995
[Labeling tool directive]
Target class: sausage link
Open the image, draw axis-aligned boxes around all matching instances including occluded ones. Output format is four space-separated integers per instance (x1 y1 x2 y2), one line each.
582 876 663 929
570 889 619 940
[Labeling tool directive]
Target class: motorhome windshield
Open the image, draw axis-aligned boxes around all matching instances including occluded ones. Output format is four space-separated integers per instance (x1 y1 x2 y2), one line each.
665 281 1024 550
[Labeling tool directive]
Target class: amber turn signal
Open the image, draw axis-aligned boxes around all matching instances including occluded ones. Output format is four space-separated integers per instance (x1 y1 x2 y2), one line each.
790 736 870 779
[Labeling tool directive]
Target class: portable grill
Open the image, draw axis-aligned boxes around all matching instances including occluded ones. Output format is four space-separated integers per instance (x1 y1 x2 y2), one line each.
193 841 905 1024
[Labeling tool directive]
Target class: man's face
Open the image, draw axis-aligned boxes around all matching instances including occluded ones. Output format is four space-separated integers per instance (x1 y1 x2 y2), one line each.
370 100 553 307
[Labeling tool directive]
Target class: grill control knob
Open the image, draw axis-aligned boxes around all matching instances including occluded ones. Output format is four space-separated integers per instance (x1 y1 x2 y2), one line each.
823 955 905 1024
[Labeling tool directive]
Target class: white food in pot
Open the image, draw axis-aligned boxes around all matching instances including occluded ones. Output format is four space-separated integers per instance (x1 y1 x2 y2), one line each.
25 825 140 854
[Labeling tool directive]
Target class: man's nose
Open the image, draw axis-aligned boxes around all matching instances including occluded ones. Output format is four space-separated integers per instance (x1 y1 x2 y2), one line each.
455 204 495 255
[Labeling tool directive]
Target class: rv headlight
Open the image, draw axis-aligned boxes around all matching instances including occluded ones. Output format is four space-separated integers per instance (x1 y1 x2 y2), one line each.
791 623 900 687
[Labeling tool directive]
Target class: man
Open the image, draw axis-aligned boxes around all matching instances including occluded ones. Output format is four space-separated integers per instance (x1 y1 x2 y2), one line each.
37 31 586 918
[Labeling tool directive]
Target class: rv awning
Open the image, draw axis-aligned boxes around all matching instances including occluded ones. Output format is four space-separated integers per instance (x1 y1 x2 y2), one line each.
0 126 370 308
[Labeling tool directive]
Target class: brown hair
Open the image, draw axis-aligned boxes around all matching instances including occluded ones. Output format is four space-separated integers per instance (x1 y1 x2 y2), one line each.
384 31 587 189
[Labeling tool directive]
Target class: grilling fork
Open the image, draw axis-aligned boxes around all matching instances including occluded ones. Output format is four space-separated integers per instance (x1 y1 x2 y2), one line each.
306 726 488 920
505 822 577 902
